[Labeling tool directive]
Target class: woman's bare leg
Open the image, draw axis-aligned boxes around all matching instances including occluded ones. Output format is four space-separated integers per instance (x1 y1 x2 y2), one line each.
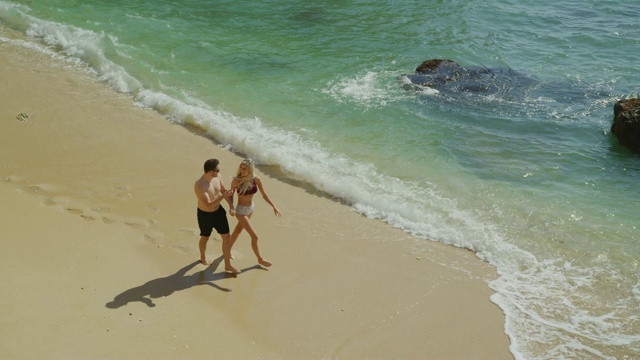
229 220 245 259
230 221 244 247
236 213 271 267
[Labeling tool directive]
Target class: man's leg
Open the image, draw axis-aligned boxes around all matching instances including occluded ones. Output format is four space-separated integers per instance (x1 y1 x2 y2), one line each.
221 233 240 274
199 236 209 265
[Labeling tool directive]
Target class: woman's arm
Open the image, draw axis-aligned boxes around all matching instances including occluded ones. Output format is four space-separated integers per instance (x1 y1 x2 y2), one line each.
255 177 281 217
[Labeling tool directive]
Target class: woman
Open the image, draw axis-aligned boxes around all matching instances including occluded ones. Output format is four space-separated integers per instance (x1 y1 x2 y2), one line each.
229 159 281 267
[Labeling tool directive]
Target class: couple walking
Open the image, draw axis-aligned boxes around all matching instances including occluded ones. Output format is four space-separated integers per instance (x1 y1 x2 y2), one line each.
194 158 281 274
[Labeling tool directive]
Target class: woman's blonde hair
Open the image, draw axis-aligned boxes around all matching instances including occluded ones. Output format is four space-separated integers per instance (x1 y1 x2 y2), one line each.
235 158 255 194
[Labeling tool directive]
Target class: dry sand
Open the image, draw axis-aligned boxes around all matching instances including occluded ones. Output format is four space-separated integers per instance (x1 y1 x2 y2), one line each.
0 30 513 359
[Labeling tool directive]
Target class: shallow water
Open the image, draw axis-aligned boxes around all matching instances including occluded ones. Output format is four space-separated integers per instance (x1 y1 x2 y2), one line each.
1 0 639 358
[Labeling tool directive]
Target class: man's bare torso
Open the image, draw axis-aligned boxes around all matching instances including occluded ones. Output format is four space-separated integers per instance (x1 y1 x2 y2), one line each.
195 176 223 212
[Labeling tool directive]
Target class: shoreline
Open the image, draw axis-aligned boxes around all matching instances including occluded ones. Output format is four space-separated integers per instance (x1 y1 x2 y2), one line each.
1 30 513 359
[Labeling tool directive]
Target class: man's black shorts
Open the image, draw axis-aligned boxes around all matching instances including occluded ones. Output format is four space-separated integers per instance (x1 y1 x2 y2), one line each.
197 207 230 237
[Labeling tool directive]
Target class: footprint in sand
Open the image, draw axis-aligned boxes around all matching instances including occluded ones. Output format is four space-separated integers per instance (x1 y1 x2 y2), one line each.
63 206 97 221
179 228 199 237
16 113 30 122
124 219 147 229
66 208 84 215
101 217 116 224
144 233 165 247
4 175 25 184
113 185 133 199
43 198 56 206
171 245 190 253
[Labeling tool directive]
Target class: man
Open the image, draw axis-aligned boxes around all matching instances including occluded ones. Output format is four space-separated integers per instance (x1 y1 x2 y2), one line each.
194 158 239 274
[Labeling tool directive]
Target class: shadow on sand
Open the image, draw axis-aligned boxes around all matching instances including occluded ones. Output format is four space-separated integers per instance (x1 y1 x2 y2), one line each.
105 257 265 308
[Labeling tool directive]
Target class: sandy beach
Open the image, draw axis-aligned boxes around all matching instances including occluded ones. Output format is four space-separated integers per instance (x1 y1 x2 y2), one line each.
1 29 513 360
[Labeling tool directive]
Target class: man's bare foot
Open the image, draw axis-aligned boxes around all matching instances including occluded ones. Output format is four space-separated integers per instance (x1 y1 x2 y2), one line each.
258 259 272 267
200 258 209 265
225 266 241 274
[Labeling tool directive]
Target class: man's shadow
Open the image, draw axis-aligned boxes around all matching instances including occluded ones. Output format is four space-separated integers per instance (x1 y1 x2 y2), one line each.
105 257 236 309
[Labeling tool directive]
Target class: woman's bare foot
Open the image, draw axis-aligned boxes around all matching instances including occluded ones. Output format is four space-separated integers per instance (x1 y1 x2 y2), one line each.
200 258 209 265
258 259 272 267
225 265 241 274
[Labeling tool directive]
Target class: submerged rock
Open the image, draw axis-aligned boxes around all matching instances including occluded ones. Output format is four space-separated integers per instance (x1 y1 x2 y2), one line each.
611 98 640 153
401 58 537 98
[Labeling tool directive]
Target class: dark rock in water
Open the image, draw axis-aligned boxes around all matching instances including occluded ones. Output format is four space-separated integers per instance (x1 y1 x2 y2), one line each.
410 59 468 89
611 98 640 153
415 59 461 73
402 58 536 98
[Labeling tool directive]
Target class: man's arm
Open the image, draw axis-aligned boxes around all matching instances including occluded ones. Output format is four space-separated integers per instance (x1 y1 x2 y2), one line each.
220 179 235 211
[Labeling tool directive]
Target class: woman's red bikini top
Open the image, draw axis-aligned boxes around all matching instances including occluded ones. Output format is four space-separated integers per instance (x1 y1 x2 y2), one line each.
237 179 258 195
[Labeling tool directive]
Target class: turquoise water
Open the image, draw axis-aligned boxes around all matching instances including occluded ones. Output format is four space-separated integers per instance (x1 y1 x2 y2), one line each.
2 1 639 358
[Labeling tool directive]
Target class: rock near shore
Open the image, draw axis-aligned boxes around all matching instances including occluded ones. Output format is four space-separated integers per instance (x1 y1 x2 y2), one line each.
402 58 536 97
611 98 640 153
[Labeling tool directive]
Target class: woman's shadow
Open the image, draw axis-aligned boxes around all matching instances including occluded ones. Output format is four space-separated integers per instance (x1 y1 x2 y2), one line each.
105 257 243 309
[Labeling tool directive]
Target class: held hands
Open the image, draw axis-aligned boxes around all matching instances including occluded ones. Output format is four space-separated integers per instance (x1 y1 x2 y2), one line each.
223 188 235 215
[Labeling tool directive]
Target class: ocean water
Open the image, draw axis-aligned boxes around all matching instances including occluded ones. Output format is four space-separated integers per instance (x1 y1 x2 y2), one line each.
1 1 639 358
